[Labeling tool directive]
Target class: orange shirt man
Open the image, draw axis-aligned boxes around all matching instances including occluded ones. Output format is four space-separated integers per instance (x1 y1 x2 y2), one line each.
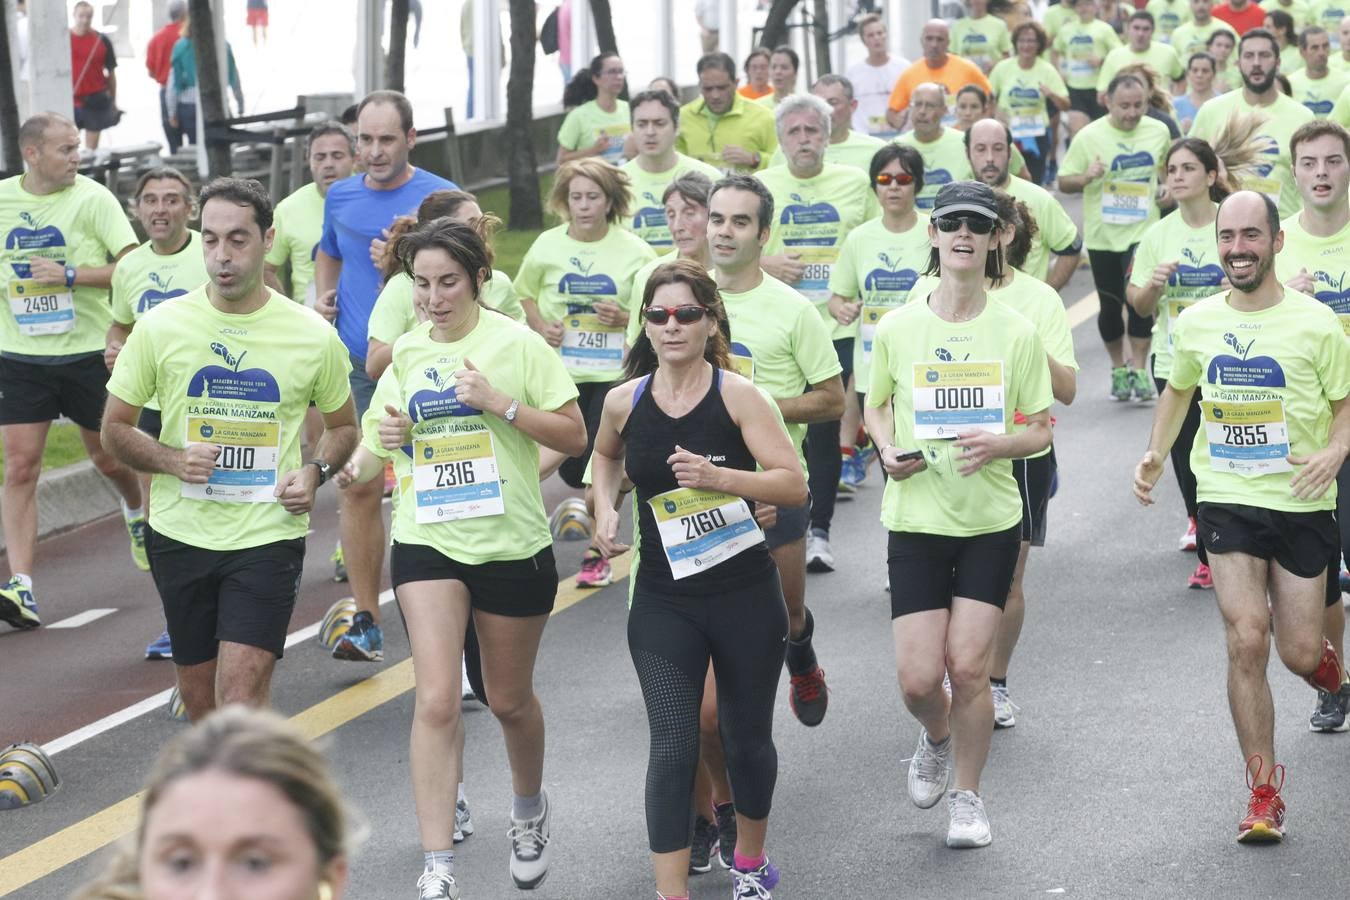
887 19 992 130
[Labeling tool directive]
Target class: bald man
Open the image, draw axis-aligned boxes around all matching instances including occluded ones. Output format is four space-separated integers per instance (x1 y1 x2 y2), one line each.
886 19 991 132
896 83 976 211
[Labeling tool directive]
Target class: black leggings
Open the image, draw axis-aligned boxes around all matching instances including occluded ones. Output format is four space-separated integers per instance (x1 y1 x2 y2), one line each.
558 380 612 489
1020 133 1052 186
1156 375 1206 565
806 338 854 534
1089 246 1152 344
628 574 788 853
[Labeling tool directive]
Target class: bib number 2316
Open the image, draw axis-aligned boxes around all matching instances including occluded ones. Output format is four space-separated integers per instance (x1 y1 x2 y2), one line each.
413 431 505 522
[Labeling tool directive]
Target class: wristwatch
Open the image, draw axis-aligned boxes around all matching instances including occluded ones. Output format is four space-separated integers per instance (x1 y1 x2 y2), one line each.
64 264 76 289
504 399 521 425
308 458 333 485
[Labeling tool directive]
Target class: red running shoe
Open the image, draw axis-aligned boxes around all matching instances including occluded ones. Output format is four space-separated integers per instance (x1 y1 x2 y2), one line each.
1238 755 1286 843
789 666 829 726
1187 562 1213 590
1304 637 1343 694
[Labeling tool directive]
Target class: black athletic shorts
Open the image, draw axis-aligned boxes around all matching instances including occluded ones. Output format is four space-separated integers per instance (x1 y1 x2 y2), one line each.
763 497 811 550
1068 87 1105 120
348 353 377 420
390 541 558 618
1197 502 1338 581
146 528 305 666
137 407 163 439
887 525 1022 618
1013 447 1056 547
0 353 108 431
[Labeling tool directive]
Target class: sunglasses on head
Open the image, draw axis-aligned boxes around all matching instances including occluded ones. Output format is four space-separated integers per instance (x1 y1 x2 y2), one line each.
644 305 709 325
874 172 915 186
933 213 997 234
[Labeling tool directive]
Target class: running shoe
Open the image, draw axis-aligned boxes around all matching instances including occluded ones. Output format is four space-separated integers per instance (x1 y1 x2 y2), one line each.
689 815 716 874
575 550 612 588
331 543 347 582
507 791 552 889
144 630 173 660
127 515 150 571
1238 756 1286 843
1304 637 1343 694
805 529 835 573
461 657 477 702
1110 366 1132 401
946 789 992 848
731 857 780 899
1309 684 1350 733
856 438 878 474
383 459 396 497
836 477 856 500
1341 568 1350 594
906 730 953 809
1130 369 1156 401
454 797 475 843
0 577 39 629
332 611 384 662
416 870 461 899
839 449 865 488
1188 562 1213 590
549 497 592 541
1179 517 1197 552
713 801 737 868
991 682 1017 728
788 666 829 726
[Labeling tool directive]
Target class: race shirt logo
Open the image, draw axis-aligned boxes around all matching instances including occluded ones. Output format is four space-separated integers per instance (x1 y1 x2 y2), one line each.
557 256 618 297
631 190 671 246
779 193 843 300
5 212 66 278
408 367 503 522
1175 247 1225 291
1207 333 1286 389
138 271 189 314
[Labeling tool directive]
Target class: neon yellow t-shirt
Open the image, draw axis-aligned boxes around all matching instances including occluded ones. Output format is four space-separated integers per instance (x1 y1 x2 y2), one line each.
264 182 325 304
989 57 1068 141
1190 90 1313 218
1096 43 1184 92
1330 80 1350 125
1275 214 1350 334
767 130 889 172
557 99 631 166
0 174 137 357
826 215 932 387
676 93 779 173
1053 19 1123 90
1169 19 1238 61
1288 68 1350 117
1129 207 1225 379
896 127 978 212
1314 1 1349 48
1170 289 1350 511
1005 176 1081 284
758 162 881 338
368 315 579 563
620 153 723 248
106 288 352 550
367 269 524 348
1059 115 1172 251
1284 44 1307 74
1148 0 1195 43
865 296 1053 536
1260 0 1311 28
951 14 1013 73
514 223 658 384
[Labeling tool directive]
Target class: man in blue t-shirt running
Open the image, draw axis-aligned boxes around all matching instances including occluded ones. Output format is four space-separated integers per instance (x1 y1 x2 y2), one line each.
314 90 456 664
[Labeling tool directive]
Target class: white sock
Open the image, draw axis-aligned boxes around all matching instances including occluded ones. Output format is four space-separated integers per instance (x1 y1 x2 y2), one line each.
424 849 453 876
457 782 466 803
12 573 32 590
120 499 145 523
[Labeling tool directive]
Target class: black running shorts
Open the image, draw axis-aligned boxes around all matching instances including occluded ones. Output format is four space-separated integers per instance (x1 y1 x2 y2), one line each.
887 525 1022 618
0 353 109 431
390 541 558 618
1013 448 1056 547
1197 502 1338 581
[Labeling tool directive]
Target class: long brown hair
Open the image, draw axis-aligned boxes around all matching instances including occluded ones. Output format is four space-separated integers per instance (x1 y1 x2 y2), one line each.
623 260 732 379
393 218 494 302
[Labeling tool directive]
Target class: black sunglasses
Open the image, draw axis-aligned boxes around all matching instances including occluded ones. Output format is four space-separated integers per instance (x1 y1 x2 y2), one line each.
933 213 997 235
644 305 709 325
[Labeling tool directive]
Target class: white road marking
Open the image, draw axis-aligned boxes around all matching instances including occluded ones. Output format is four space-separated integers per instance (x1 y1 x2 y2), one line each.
46 608 117 629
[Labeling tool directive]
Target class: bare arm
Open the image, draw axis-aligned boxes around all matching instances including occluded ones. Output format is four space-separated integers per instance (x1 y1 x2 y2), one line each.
313 249 341 322
104 320 132 372
444 359 588 457
776 375 845 425
366 339 393 380
1288 394 1350 501
1048 356 1077 406
1133 383 1197 504
1046 251 1079 292
716 377 809 507
101 394 208 479
273 399 360 515
885 106 909 130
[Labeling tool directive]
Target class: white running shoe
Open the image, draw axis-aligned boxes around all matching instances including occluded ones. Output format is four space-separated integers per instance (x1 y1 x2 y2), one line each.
906 730 953 809
507 791 552 889
454 796 474 843
460 657 476 701
416 869 461 899
946 789 992 848
992 683 1017 728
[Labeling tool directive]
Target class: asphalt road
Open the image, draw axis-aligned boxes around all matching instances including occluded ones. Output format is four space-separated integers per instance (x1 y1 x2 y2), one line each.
4 204 1350 899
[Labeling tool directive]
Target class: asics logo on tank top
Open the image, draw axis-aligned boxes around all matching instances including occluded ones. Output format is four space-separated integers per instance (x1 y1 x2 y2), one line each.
5 213 65 279
1208 335 1287 389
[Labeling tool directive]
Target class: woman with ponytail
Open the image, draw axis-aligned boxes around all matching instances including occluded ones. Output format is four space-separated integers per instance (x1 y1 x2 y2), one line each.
557 52 630 165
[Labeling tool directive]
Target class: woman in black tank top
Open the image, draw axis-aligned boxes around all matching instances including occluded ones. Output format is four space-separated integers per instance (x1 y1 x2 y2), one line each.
590 260 806 900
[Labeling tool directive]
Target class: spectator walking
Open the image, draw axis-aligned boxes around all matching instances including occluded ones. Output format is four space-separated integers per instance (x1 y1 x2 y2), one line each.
70 1 120 150
166 16 245 146
247 0 269 46
146 1 188 154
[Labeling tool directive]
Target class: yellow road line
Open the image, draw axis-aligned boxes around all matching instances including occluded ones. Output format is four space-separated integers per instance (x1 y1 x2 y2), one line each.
0 551 633 897
1067 291 1099 330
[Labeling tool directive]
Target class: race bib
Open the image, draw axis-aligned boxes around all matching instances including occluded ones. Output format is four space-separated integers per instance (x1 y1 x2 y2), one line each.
1202 399 1292 476
912 361 1006 439
413 430 505 522
598 125 630 165
7 279 74 336
867 115 898 139
1101 180 1149 225
860 304 899 366
1167 297 1199 348
1010 113 1047 139
562 313 624 372
1067 58 1095 81
795 245 839 303
648 487 763 579
181 415 280 503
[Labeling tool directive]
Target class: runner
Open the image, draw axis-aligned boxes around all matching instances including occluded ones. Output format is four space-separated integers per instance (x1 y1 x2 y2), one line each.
950 0 1013 75
766 75 886 171
1058 71 1171 401
1272 119 1350 730
966 118 1082 289
1313 0 1349 45
339 218 585 898
1191 28 1314 218
102 176 358 722
898 83 978 212
620 90 722 250
1173 51 1220 133
1148 0 1195 45
515 158 657 586
1133 189 1350 843
1264 9 1306 74
988 21 1071 186
887 20 992 132
844 12 908 139
265 121 357 306
1207 26 1245 90
1215 0 1269 33
626 172 717 349
557 53 631 167
1172 0 1240 59
863 180 1053 848
739 48 772 100
1288 26 1350 116
314 90 458 663
1053 0 1123 139
677 52 778 173
1096 11 1185 101
106 166 209 661
707 173 843 725
758 93 878 573
0 113 143 632
754 46 800 109
591 259 806 900
952 85 1036 181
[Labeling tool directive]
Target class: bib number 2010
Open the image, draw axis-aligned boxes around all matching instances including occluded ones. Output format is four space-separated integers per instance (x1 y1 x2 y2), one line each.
217 446 256 470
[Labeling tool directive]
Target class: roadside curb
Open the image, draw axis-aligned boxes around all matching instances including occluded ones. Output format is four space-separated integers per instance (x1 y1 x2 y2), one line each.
0 461 120 554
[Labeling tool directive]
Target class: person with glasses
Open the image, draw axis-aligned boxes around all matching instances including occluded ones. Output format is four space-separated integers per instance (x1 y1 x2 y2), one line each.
988 20 1070 186
863 180 1053 849
592 259 806 900
898 83 978 212
557 53 631 166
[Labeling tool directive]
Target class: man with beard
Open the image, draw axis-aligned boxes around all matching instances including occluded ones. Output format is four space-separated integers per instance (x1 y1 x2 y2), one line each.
1134 190 1350 843
1191 29 1314 218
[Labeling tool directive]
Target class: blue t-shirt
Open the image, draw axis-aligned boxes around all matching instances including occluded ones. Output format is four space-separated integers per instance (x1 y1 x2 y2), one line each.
319 167 457 358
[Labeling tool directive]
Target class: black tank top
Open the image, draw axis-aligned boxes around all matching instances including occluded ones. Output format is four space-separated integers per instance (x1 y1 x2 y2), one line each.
623 368 774 595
